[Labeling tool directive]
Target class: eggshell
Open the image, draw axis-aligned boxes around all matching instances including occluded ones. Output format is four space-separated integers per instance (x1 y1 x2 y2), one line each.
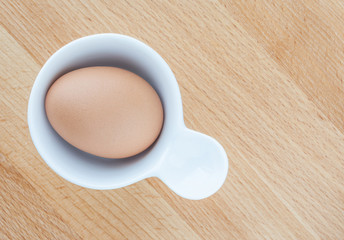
45 67 164 159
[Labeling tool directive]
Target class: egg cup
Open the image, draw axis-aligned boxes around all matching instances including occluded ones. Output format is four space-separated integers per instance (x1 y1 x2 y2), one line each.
28 34 228 200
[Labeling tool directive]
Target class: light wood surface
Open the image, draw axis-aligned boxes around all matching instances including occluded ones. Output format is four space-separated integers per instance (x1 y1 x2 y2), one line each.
1 1 344 239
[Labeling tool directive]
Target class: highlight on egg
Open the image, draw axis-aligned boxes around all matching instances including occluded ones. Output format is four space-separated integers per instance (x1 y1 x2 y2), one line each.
45 66 164 159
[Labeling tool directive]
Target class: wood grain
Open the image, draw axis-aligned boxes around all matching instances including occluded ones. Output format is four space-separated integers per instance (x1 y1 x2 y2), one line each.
1 1 343 239
0 154 81 239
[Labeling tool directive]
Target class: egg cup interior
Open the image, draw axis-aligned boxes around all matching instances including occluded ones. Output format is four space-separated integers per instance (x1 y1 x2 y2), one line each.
28 34 228 199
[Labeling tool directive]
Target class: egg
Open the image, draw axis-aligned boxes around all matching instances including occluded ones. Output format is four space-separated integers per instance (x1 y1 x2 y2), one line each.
45 67 164 159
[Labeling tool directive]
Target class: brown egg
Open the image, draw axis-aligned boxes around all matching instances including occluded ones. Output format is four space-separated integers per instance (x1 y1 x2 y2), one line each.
45 67 164 158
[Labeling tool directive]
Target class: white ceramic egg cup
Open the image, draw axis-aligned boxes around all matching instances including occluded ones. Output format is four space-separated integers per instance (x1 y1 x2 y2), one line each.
28 34 228 200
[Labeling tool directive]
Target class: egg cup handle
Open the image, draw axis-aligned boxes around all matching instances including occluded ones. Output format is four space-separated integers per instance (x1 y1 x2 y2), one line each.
154 128 228 200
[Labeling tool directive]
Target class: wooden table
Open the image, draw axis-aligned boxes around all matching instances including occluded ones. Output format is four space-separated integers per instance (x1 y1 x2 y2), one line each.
1 1 344 239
